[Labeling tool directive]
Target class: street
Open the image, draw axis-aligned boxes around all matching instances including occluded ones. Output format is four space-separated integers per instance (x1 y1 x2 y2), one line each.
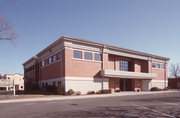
0 91 180 118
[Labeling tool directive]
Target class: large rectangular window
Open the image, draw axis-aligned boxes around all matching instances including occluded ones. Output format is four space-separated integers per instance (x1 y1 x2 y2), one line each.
73 50 82 59
119 60 129 71
85 52 92 60
94 53 102 61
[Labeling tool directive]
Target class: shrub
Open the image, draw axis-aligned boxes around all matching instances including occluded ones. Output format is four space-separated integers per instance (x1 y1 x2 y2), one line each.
67 89 75 95
75 91 81 95
150 87 162 91
101 89 111 94
87 91 95 95
95 90 102 94
115 90 120 92
96 89 111 94
55 85 62 95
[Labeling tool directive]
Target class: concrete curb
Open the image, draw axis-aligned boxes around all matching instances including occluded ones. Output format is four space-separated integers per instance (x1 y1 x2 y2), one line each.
0 91 178 104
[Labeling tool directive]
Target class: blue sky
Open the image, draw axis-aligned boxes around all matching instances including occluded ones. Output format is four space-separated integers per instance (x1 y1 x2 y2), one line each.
0 0 180 74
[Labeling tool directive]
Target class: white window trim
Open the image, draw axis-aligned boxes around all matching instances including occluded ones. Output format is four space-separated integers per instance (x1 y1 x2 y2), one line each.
84 51 93 60
94 53 102 61
152 62 165 70
72 49 102 62
40 51 62 68
72 49 83 60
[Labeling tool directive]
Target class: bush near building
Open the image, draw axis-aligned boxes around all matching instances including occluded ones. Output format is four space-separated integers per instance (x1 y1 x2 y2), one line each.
150 87 162 91
96 89 111 94
67 89 75 95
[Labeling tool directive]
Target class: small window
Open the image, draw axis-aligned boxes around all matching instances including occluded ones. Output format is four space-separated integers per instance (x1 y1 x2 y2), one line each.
161 64 165 69
41 61 45 66
85 52 92 60
21 86 23 89
73 50 82 59
52 55 56 62
152 63 156 68
48 57 52 64
57 52 62 60
94 53 102 61
157 63 161 68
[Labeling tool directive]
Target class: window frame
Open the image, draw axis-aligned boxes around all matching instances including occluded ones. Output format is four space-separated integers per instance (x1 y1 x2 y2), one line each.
152 62 165 69
52 55 57 62
85 52 92 60
94 53 102 61
48 57 52 64
119 60 129 71
73 50 83 59
57 52 62 60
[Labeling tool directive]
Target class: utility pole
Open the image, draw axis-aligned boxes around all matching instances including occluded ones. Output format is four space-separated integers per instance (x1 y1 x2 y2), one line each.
13 78 15 95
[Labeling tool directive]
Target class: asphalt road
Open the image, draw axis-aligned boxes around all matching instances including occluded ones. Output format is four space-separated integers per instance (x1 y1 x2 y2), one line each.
0 92 180 118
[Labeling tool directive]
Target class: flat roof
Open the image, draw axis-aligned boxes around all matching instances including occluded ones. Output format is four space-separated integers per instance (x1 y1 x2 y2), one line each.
23 36 170 65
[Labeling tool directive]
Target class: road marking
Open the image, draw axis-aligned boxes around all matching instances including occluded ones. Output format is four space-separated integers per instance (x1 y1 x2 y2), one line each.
162 102 178 106
132 103 176 118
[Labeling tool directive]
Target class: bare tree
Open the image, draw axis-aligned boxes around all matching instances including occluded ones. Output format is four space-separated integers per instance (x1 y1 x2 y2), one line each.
169 63 180 78
0 16 17 40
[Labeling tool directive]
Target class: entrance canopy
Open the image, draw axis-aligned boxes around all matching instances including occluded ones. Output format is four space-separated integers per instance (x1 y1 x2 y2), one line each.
101 70 156 79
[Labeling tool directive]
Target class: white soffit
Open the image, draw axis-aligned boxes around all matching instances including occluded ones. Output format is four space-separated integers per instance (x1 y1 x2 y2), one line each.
101 70 157 79
106 49 149 60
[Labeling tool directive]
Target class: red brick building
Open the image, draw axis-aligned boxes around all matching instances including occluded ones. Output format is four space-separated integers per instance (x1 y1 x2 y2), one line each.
23 36 169 94
168 78 180 89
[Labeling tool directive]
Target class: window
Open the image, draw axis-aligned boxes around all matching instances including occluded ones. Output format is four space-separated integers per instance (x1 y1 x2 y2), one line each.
119 60 129 71
94 53 102 61
57 52 62 60
152 63 156 68
152 62 165 69
85 52 92 60
41 61 45 66
48 57 52 64
157 63 161 68
53 82 56 87
73 50 82 59
52 55 56 62
161 64 165 69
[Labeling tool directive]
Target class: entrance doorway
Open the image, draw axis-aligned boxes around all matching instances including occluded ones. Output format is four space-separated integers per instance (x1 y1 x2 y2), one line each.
120 79 133 91
15 85 19 91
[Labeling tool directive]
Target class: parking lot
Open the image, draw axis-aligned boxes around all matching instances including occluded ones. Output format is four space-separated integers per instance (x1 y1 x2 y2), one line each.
0 91 179 118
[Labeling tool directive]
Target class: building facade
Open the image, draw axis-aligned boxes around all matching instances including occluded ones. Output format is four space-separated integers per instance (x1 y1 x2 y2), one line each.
168 78 180 89
0 73 24 91
23 36 169 94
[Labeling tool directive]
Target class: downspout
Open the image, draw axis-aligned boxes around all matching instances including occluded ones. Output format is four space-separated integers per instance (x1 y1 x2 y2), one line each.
102 45 105 91
164 61 167 88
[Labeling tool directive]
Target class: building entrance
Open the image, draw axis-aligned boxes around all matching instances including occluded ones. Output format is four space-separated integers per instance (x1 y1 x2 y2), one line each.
120 79 133 91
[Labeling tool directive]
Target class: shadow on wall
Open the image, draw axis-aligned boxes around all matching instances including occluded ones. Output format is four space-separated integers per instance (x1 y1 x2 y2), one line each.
93 71 101 78
93 78 108 83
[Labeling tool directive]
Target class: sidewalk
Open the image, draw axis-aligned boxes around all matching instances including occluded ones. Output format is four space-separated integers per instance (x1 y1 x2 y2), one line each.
0 91 178 104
